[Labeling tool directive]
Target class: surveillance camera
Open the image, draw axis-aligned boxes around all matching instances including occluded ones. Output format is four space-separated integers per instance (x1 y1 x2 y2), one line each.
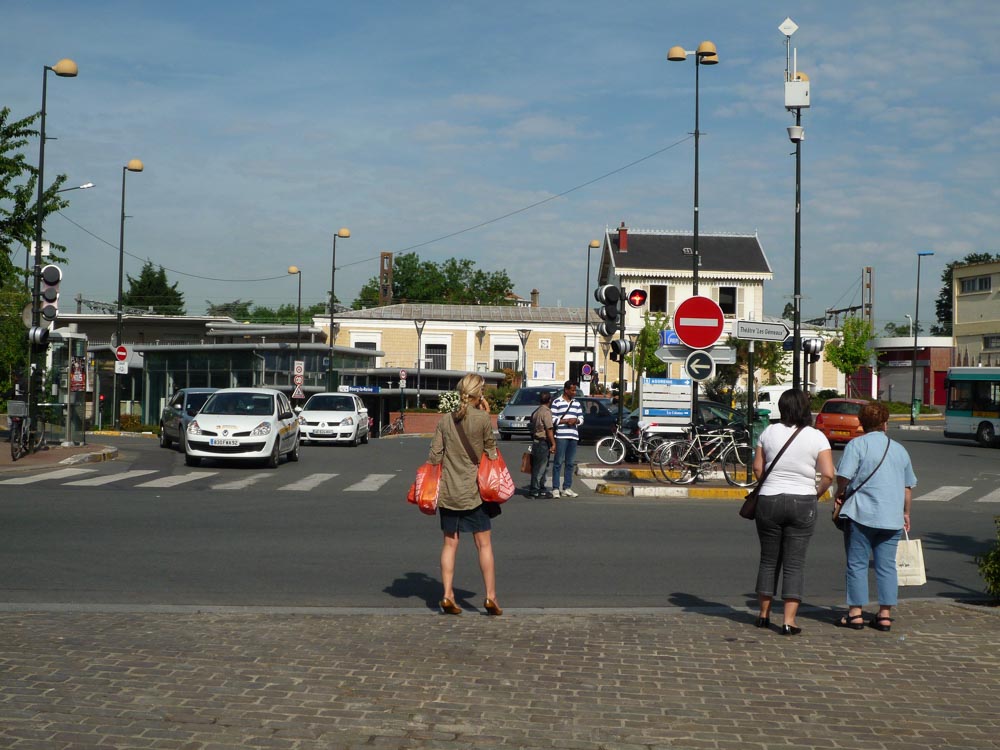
787 125 805 143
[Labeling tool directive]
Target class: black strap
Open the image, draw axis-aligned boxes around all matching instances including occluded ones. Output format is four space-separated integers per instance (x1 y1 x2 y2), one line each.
454 415 480 465
842 433 892 500
756 426 804 491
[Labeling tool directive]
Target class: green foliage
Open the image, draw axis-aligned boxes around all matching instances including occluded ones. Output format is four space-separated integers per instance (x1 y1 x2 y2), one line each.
352 253 514 308
205 299 254 319
883 321 923 336
486 385 512 413
932 252 1000 336
123 262 186 315
826 317 875 381
781 302 795 321
625 312 668 379
203 299 327 323
976 516 1000 601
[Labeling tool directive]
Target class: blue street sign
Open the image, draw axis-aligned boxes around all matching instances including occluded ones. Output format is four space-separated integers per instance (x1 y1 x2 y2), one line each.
659 329 681 346
345 386 380 394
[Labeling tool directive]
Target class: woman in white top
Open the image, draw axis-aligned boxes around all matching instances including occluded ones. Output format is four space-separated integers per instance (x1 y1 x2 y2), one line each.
751 389 835 635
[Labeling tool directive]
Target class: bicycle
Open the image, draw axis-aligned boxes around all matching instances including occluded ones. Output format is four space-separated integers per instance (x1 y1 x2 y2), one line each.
380 414 405 437
652 421 755 487
8 400 46 461
594 424 666 465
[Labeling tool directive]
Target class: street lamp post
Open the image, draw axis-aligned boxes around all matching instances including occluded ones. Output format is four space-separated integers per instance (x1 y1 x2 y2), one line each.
669 39 718 421
328 227 350 389
28 57 77 440
904 313 913 338
112 158 144 429
414 319 426 410
288 264 302 354
910 251 934 425
583 239 600 388
517 329 531 387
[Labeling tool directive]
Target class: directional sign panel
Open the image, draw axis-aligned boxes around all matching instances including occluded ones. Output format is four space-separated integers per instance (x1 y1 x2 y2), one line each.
684 349 716 382
674 296 725 350
735 320 790 342
659 329 681 347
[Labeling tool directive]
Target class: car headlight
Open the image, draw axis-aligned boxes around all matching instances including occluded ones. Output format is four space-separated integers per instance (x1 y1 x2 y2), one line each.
188 420 203 435
298 415 306 425
343 416 354 426
499 412 508 420
250 421 272 437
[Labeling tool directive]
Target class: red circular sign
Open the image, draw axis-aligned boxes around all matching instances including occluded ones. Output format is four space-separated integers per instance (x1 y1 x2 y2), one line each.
115 345 128 361
673 296 724 349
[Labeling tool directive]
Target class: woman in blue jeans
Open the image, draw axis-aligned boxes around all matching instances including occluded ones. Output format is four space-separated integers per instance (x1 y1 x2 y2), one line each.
752 389 835 635
834 401 916 633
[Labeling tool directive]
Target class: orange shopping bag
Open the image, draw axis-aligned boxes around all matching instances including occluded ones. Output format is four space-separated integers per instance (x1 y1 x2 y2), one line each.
407 462 442 515
477 451 515 503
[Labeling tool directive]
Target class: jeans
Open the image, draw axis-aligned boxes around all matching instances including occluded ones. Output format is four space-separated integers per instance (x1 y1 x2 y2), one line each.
529 439 551 493
552 438 578 491
843 520 902 606
755 493 817 601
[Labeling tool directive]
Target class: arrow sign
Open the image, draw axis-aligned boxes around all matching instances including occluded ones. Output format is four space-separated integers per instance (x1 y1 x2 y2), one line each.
684 349 716 382
735 320 790 342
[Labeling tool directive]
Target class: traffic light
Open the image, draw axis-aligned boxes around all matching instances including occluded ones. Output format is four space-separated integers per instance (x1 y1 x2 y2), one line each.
595 285 622 336
608 338 635 363
28 326 49 346
39 264 62 322
626 288 648 307
803 337 824 364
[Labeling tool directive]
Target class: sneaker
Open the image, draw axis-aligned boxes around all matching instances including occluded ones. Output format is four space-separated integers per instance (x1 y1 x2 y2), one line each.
561 488 579 498
538 491 554 499
550 489 561 498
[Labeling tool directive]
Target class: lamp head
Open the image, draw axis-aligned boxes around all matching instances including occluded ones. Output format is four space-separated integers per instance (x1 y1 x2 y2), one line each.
918 251 934 257
125 159 144 173
667 46 687 62
700 53 719 65
288 265 300 275
50 58 78 77
79 182 95 189
787 125 805 143
589 239 600 249
696 41 717 57
337 227 351 238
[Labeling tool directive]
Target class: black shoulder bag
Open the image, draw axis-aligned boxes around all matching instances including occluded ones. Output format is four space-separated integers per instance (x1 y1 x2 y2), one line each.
739 427 804 520
832 433 891 531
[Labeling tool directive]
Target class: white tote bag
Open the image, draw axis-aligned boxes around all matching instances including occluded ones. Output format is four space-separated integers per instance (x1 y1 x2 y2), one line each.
896 530 927 586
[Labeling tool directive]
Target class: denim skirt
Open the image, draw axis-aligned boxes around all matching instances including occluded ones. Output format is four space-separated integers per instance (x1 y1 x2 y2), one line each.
439 502 501 533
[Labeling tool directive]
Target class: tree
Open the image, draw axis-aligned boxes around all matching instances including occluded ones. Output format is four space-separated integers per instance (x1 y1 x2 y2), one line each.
122 262 186 315
883 321 922 337
625 312 668 380
781 302 795 321
205 299 254 319
352 253 513 308
826 316 875 396
716 336 788 396
932 252 1000 336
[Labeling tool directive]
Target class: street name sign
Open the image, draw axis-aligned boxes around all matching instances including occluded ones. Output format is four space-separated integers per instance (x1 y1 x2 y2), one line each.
735 320 790 342
659 329 681 347
655 345 736 364
685 350 716 381
673 296 725 350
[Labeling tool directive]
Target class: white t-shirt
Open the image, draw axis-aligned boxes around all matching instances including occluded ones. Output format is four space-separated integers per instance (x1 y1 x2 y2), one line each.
756 423 831 496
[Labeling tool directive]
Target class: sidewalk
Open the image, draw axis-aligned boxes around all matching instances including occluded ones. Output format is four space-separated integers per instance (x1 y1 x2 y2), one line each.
0 439 117 473
0 599 997 749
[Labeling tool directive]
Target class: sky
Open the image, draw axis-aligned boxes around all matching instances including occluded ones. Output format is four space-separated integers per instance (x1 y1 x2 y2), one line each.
3 1 998 331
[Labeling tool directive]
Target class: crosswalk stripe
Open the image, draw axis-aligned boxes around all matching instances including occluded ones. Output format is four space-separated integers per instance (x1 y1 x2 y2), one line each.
344 473 395 492
279 473 339 492
212 473 271 490
915 486 970 502
975 487 1000 503
0 468 97 485
64 470 159 487
136 472 219 488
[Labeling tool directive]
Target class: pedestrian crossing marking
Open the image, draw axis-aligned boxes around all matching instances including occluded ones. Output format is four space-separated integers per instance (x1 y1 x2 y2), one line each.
211 473 271 490
64 470 159 487
915 486 970 502
344 473 395 492
975 487 1000 503
0 468 97 485
136 472 219 488
279 473 339 492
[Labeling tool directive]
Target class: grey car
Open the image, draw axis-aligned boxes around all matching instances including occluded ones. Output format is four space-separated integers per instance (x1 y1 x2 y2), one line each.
159 388 218 450
497 385 562 440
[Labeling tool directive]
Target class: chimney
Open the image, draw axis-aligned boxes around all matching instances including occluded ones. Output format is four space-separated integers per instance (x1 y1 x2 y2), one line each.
617 221 628 253
530 289 539 307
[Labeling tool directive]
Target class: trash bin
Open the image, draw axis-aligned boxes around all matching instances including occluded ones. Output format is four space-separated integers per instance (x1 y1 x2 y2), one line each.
911 398 922 420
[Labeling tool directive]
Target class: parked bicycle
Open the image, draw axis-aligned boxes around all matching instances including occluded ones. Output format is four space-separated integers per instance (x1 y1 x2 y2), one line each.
8 400 46 461
595 424 666 466
651 421 754 486
380 414 405 437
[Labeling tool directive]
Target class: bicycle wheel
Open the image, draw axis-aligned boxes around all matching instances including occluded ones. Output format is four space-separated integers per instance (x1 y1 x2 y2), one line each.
380 423 394 437
10 421 25 461
722 442 756 487
654 440 699 485
595 435 627 465
32 419 46 452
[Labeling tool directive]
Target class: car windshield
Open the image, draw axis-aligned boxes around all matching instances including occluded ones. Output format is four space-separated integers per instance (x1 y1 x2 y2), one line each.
509 388 559 406
823 401 863 415
305 395 355 411
201 392 274 416
186 392 212 412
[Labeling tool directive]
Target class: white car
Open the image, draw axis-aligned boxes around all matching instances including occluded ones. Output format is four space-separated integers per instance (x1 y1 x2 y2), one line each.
184 388 300 467
298 392 370 446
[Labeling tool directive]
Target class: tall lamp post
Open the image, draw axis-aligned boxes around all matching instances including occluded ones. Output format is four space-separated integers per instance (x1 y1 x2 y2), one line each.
112 158 144 429
288 263 302 353
517 329 531 387
328 227 350 389
28 57 78 439
910 251 934 425
669 39 718 421
414 319 426 410
583 239 600 388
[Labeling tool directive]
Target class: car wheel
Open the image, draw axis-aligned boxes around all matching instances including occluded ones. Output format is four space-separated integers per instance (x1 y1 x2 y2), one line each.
266 439 280 468
977 422 997 448
184 452 201 467
288 436 300 462
362 428 369 444
159 427 171 449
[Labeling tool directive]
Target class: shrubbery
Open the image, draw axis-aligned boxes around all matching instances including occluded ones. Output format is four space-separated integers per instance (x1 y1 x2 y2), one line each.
977 517 1000 601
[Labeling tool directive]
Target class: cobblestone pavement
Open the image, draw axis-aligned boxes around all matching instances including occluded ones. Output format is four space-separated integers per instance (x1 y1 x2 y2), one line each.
1 600 998 749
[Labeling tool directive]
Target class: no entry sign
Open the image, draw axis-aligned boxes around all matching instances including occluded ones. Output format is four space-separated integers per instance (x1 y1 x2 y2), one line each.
115 345 129 362
673 296 724 350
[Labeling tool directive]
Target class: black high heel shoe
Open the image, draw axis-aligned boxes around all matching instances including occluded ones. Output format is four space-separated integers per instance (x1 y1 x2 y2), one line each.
754 616 770 628
781 624 802 636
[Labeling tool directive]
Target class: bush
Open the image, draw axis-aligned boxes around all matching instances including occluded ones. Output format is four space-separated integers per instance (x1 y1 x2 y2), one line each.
976 516 1000 601
119 414 143 432
438 391 460 414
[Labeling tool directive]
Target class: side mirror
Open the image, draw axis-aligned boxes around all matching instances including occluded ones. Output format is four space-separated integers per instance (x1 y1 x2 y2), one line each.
279 411 294 421
294 406 302 414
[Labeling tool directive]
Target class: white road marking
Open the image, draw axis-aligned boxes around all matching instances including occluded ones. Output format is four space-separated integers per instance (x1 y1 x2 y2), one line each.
212 473 272 490
344 474 395 492
975 487 1000 503
279 473 339 492
915 486 970 502
64 470 159 487
0 468 97 485
136 472 219 488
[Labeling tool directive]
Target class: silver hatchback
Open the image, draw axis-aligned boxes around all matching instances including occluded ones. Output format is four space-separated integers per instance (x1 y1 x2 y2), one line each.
497 385 562 441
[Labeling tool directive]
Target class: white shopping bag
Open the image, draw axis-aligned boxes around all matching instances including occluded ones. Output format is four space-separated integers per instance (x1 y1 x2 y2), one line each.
896 530 927 586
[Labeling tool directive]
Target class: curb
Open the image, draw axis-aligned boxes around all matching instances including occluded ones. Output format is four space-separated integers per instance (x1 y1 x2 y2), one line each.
60 446 119 465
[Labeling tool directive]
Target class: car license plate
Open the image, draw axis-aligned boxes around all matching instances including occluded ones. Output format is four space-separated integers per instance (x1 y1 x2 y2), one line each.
832 430 849 437
210 438 239 446
313 429 333 435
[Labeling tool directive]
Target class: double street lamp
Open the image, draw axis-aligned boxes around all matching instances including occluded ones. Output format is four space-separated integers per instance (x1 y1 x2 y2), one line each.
328 227 350 389
414 319 426 409
910 251 934 425
112 159 144 428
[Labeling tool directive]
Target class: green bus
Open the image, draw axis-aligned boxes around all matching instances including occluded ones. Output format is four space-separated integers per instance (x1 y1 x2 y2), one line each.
943 366 1000 447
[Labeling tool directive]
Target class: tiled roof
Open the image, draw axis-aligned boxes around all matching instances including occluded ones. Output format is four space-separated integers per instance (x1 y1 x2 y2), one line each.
333 304 592 325
606 229 772 275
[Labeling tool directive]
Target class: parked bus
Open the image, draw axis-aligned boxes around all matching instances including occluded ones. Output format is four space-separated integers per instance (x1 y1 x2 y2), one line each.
943 367 1000 447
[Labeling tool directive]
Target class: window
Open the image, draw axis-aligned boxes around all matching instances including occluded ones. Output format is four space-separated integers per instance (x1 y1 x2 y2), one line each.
354 341 377 351
492 344 519 372
650 284 668 314
960 276 992 293
425 343 447 370
984 335 1000 350
718 286 737 316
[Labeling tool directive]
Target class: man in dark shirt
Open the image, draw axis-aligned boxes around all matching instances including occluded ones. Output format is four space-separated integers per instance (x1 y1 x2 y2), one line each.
528 392 556 498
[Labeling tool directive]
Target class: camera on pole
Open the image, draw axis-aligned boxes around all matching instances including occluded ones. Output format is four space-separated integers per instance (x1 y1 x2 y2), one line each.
595 285 622 337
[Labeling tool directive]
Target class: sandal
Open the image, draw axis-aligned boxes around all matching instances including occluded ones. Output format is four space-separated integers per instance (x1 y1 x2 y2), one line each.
869 616 893 632
836 613 866 630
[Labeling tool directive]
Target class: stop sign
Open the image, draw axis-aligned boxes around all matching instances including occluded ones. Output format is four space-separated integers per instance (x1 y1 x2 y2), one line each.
115 345 128 362
673 296 724 350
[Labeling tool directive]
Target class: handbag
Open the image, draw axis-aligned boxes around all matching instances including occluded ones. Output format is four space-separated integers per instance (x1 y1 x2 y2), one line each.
455 416 515 503
896 529 927 586
833 434 891 530
739 427 804 520
520 450 533 474
406 462 442 515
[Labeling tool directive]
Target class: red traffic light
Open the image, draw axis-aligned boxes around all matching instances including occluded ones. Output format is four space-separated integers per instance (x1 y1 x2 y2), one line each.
627 289 648 307
99 394 105 402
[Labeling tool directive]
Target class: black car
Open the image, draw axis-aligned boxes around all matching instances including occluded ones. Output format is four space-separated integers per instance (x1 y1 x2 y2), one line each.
576 397 617 443
159 387 218 450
